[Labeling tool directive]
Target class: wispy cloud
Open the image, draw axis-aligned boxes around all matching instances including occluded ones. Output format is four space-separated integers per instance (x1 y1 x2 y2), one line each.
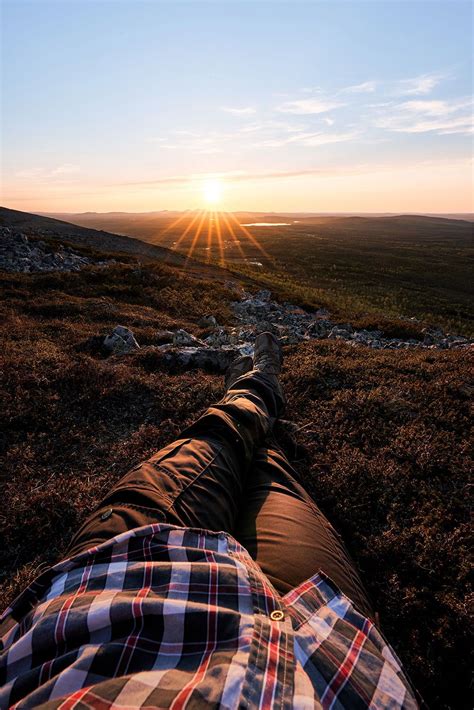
342 80 377 93
118 166 359 189
237 120 310 134
221 106 257 115
117 158 471 190
15 163 80 180
254 130 358 149
400 99 471 117
276 98 345 115
155 131 237 154
375 97 473 134
299 131 357 147
151 119 354 155
118 170 246 187
393 72 446 96
149 71 469 160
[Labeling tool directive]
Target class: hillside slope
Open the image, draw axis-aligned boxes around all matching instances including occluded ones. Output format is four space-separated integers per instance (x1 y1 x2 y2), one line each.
0 206 178 260
0 212 471 708
0 206 246 285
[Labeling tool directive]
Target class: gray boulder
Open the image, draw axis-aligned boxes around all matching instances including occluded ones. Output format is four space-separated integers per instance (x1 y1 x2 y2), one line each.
103 325 140 355
327 324 355 340
173 329 207 347
306 320 332 338
156 329 175 343
198 315 218 329
422 327 444 345
158 345 241 372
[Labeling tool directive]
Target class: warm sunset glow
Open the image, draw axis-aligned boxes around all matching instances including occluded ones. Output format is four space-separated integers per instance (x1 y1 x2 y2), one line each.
2 2 471 214
168 209 271 270
202 180 223 206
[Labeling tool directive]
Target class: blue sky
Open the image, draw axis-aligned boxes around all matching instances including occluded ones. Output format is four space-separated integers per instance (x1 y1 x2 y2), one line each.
2 0 472 212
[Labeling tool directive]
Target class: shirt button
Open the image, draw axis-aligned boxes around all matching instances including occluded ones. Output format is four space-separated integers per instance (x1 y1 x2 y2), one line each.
100 508 113 521
270 610 285 621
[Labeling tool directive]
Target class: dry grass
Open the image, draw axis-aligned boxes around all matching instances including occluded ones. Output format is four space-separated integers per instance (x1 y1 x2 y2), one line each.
0 261 471 709
282 341 472 709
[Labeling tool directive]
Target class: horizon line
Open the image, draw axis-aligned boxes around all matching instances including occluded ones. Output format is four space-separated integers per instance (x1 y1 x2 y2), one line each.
30 209 474 217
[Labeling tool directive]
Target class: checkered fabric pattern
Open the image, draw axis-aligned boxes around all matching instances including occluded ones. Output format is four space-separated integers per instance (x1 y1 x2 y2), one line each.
0 523 417 709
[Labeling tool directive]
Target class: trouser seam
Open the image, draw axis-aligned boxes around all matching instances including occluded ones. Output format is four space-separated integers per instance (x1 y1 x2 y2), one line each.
164 441 227 515
99 502 167 516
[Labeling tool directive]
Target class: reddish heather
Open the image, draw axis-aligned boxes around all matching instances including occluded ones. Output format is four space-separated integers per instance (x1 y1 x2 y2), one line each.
0 263 471 708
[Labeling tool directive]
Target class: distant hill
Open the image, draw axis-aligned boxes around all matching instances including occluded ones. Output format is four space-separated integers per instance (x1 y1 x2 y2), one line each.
298 214 473 228
38 210 474 248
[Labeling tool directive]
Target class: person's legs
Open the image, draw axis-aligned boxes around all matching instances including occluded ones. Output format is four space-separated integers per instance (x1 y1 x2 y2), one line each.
67 368 284 557
234 444 374 619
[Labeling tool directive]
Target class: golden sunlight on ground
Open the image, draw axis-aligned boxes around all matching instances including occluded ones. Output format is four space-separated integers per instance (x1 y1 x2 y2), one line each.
164 210 271 268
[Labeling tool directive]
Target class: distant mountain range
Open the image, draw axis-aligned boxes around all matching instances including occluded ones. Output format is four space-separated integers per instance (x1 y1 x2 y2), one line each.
43 210 474 221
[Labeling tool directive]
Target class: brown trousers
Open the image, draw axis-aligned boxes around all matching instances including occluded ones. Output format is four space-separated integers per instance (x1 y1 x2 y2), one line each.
68 369 374 618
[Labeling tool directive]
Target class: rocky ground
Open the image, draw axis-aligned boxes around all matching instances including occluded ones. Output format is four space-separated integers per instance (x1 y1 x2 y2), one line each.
1 228 470 357
100 288 472 367
0 228 112 273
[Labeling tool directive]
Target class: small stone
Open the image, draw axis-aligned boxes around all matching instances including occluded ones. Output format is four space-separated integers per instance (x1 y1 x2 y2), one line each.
198 315 218 329
204 327 231 347
306 320 332 338
328 326 352 340
314 308 330 319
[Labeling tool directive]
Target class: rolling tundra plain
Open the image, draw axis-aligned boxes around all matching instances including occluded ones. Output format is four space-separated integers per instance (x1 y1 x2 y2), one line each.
48 210 474 337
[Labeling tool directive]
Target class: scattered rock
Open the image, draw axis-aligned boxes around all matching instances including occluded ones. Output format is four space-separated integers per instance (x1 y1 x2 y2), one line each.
422 327 444 345
101 288 472 365
328 325 354 340
88 284 474 367
172 329 206 347
0 228 112 273
306 320 332 338
103 325 140 355
204 327 231 347
157 345 241 372
229 289 471 352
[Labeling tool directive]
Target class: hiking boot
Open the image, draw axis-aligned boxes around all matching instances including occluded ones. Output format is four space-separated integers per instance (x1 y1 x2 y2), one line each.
225 355 253 390
253 332 283 375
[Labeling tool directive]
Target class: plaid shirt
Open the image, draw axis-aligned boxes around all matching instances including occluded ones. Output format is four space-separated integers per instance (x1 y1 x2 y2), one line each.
0 523 417 709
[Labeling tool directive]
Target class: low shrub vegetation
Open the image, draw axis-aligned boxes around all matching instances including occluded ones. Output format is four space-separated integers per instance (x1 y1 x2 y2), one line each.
0 259 471 708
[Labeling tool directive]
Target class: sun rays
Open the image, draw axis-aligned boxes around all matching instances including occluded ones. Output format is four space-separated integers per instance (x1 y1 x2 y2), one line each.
165 210 271 269
150 177 270 269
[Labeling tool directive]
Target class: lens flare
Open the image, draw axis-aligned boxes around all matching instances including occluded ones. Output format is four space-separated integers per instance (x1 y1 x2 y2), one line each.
167 209 272 271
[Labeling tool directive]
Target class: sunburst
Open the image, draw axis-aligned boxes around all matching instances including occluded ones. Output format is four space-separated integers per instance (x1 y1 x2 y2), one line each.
167 209 271 270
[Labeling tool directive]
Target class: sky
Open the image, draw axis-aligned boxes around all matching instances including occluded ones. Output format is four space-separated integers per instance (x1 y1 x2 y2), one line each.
1 0 473 214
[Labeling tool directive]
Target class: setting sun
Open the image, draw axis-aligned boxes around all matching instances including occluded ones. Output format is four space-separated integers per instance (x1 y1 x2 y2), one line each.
202 179 223 206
